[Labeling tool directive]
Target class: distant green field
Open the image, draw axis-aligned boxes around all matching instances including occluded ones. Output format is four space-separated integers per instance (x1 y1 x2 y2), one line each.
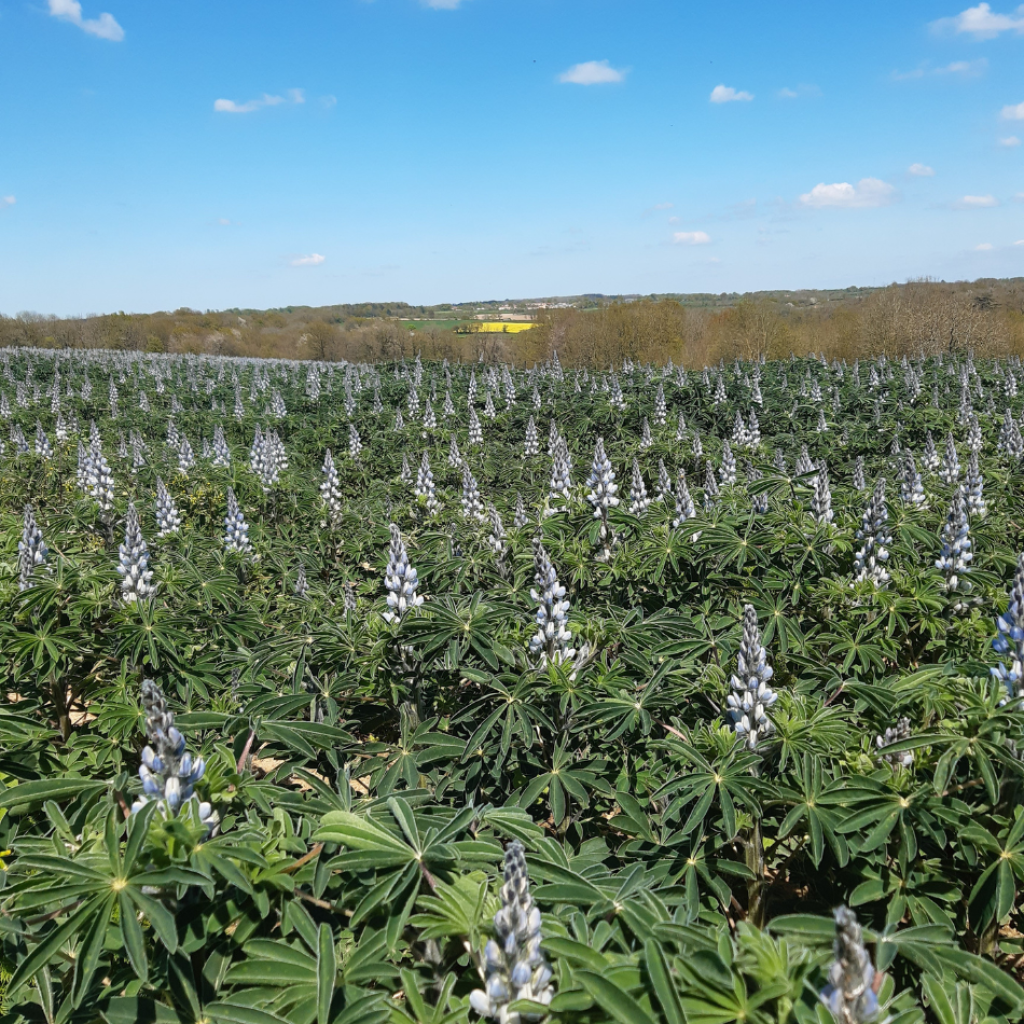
400 319 466 332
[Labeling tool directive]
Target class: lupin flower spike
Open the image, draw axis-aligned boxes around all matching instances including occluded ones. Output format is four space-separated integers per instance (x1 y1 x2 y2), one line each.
993 552 1024 702
726 604 778 751
935 488 972 595
513 493 530 530
718 440 737 486
939 431 960 486
673 470 697 532
548 438 572 506
118 502 157 604
962 449 985 517
133 679 217 832
586 438 619 561
383 523 423 624
223 487 253 555
18 505 47 591
462 462 487 522
320 449 343 523
628 457 650 517
470 840 554 1024
812 463 833 525
852 478 891 588
528 537 574 668
154 477 182 538
819 907 880 1024
415 452 440 516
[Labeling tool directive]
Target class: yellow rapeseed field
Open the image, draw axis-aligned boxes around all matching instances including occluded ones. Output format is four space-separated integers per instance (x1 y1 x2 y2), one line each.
475 322 534 333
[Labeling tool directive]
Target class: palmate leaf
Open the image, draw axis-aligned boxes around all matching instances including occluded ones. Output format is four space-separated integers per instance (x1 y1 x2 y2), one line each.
654 739 761 840
408 870 490 940
776 756 850 867
314 809 415 866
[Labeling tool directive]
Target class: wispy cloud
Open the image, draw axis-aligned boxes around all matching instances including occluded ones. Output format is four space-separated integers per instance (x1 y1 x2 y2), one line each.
642 201 673 217
558 60 626 85
998 135 1021 146
1002 101 1024 119
955 193 999 207
217 218 231 226
214 90 304 114
710 84 753 103
932 4 1024 39
908 163 935 176
1 195 15 209
798 178 895 208
422 0 470 8
673 231 711 245
778 84 820 98
48 0 123 41
975 242 995 250
320 95 337 109
892 58 987 80
291 253 325 266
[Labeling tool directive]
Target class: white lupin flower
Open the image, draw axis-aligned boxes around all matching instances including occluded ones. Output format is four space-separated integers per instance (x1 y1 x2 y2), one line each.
383 523 424 624
154 477 182 538
528 537 574 668
18 505 47 591
853 478 891 588
469 841 554 1024
133 679 217 832
118 501 157 604
223 487 252 555
726 604 778 751
586 438 619 561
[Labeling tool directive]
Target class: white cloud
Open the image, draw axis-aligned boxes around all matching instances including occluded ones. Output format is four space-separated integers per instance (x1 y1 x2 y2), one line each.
892 58 987 79
291 253 325 266
933 4 1024 39
558 60 626 85
1 196 14 208
975 242 995 250
957 193 999 206
422 0 470 7
1002 101 1024 119
217 218 231 226
998 135 1021 146
908 163 935 176
779 87 798 98
798 178 895 208
1015 239 1024 245
214 91 304 114
673 231 711 245
653 202 673 210
48 0 123 41
710 84 753 103
321 95 338 109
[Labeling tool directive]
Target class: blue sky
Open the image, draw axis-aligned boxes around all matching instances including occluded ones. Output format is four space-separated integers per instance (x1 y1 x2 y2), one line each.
0 0 1022 315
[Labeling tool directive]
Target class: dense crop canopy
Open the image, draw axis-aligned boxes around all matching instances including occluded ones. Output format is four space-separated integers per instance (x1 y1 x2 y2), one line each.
1 347 1024 1022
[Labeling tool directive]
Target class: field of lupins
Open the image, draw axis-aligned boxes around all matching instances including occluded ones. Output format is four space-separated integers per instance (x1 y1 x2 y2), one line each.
5 346 1024 1024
